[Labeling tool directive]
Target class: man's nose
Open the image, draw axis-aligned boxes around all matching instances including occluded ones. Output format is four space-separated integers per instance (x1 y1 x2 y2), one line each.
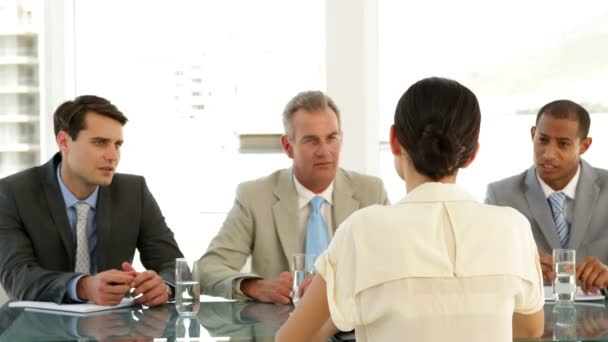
542 144 557 161
104 145 120 161
315 141 331 156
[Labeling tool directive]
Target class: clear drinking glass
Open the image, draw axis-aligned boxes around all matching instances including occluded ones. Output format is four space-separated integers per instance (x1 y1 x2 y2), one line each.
292 253 315 305
553 249 576 302
175 258 200 316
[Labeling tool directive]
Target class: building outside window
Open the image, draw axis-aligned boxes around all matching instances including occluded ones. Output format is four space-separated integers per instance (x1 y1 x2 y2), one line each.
0 0 41 178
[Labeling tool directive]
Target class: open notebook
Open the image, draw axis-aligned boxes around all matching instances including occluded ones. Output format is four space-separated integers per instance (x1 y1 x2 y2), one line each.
543 286 605 301
8 298 135 315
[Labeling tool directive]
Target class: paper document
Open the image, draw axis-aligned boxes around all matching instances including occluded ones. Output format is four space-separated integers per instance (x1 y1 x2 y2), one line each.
544 286 605 301
9 298 135 313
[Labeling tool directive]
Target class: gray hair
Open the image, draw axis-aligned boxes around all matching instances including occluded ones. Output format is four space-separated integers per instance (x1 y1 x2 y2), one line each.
282 90 341 139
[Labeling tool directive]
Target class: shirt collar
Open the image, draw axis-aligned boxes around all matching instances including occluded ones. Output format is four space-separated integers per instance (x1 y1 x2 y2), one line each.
293 175 334 209
56 163 99 209
536 163 580 200
397 182 476 204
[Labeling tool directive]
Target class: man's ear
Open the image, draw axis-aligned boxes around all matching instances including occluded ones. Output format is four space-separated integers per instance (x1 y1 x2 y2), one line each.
579 136 592 155
280 135 294 159
530 126 536 141
56 131 70 152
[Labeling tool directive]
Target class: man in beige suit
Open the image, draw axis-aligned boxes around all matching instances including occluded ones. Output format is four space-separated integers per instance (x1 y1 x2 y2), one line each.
198 91 389 304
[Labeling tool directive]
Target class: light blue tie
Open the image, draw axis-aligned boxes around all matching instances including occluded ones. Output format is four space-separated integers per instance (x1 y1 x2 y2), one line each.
548 192 570 248
305 196 329 269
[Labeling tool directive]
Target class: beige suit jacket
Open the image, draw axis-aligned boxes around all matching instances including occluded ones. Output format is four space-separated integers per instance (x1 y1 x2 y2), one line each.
198 168 388 299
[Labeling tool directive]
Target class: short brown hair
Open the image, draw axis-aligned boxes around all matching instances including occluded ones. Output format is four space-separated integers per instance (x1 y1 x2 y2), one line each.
53 95 128 139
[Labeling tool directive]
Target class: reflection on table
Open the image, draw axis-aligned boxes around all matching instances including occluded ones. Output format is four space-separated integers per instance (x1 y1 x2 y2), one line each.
0 300 291 341
1 300 608 341
529 301 608 341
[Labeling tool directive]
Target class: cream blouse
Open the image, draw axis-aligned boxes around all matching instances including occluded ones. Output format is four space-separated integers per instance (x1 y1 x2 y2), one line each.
316 182 544 342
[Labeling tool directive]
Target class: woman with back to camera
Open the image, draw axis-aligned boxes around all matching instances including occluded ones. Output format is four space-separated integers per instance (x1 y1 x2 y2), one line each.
276 77 545 341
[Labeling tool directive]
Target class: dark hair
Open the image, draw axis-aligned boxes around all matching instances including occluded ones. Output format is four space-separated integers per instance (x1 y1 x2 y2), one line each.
53 95 128 139
393 77 481 180
536 99 590 139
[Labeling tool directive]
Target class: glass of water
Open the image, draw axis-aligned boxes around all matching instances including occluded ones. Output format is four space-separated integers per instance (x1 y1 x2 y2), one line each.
175 258 200 316
553 249 576 302
292 253 315 305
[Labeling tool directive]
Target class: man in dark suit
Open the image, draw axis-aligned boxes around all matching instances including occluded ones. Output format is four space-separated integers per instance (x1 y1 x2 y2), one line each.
0 95 183 306
486 99 608 294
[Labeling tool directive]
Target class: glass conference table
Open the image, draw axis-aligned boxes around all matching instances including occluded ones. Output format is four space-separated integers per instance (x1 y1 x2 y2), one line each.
1 299 608 341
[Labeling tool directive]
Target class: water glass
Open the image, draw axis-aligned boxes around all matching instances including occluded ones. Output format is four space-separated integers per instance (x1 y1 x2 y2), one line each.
553 249 576 302
553 301 577 341
292 253 315 305
175 258 200 316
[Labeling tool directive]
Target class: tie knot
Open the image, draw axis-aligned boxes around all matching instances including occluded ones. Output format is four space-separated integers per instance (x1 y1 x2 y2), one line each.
310 196 324 213
549 192 566 210
74 202 91 216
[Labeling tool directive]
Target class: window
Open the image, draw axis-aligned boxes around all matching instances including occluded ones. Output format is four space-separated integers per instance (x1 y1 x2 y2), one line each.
70 0 325 260
378 1 608 202
0 0 41 178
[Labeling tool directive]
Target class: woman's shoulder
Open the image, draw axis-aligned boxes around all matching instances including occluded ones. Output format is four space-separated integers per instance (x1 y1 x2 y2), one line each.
470 202 531 230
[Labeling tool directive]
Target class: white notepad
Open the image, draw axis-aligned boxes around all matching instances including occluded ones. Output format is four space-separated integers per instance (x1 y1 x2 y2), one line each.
8 298 135 314
543 286 605 301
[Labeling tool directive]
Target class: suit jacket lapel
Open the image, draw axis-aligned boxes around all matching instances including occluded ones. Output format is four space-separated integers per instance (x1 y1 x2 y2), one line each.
272 169 299 267
95 186 113 271
569 160 599 249
332 169 359 231
524 166 561 248
42 154 74 264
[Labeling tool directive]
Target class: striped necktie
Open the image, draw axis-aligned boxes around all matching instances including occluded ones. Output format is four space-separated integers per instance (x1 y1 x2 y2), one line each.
548 192 569 248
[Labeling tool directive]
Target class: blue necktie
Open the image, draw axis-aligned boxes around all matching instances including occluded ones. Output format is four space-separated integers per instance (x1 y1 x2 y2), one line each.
548 192 570 248
305 196 329 269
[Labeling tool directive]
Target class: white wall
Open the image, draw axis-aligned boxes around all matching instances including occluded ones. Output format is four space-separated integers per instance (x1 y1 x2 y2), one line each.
326 0 380 175
41 0 75 161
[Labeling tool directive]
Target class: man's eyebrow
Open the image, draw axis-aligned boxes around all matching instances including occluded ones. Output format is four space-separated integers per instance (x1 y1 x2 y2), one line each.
90 137 110 141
